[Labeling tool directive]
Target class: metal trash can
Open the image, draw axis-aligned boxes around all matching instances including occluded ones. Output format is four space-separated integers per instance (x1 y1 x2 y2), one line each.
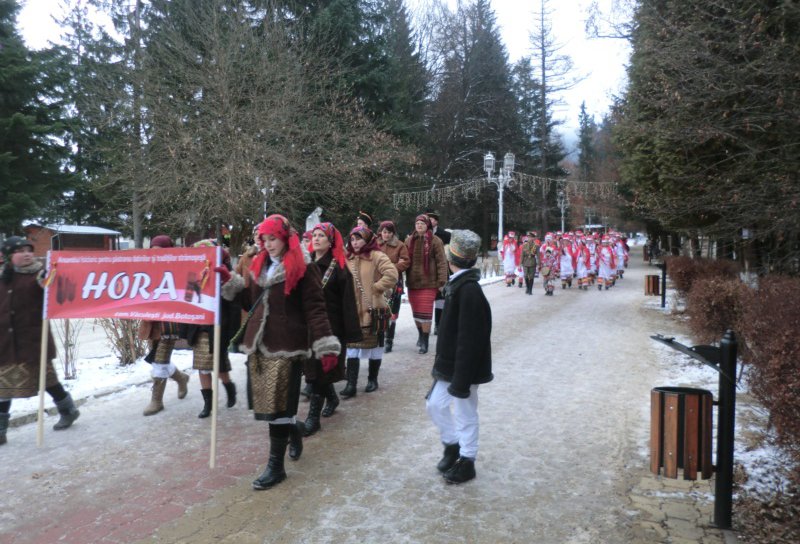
650 386 713 480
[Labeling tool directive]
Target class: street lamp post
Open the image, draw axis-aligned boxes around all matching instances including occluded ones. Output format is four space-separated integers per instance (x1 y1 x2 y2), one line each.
557 189 568 232
484 151 515 244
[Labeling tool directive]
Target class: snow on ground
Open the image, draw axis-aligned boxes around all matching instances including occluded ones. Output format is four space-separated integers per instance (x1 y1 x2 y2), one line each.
643 287 792 500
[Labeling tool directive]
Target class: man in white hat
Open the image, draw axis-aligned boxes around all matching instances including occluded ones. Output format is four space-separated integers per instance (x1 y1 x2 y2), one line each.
426 230 493 485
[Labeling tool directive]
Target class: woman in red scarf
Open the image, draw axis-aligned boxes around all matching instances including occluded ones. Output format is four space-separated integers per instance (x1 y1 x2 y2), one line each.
222 214 340 490
301 222 362 436
341 226 397 396
404 214 448 354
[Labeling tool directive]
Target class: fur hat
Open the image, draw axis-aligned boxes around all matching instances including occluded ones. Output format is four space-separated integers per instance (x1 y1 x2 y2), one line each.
446 229 481 268
1 236 33 257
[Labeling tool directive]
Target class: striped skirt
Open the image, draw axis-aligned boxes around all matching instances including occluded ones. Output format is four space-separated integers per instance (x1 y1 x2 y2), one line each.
191 332 232 373
408 287 438 323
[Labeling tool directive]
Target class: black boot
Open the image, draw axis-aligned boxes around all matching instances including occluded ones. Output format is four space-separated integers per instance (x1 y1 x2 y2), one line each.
418 333 430 354
53 393 80 430
384 322 396 353
443 456 476 484
365 359 381 393
198 389 213 418
437 443 460 473
223 381 237 408
253 425 289 490
0 412 9 446
288 421 304 460
300 382 312 400
434 308 442 335
321 384 339 417
416 325 423 348
340 358 359 398
303 394 323 436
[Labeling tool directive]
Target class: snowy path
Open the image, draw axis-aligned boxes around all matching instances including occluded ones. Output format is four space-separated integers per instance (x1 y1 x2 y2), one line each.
1 257 674 543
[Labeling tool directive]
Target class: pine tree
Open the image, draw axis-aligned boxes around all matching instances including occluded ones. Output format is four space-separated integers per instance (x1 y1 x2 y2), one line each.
0 0 72 234
577 101 596 181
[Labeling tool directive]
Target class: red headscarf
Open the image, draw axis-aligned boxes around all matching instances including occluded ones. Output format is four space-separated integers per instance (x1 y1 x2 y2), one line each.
347 226 380 258
408 214 433 275
309 222 346 269
250 214 306 295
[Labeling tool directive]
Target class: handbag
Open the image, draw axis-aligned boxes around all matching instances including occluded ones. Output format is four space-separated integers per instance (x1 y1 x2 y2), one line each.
369 307 391 335
541 266 551 277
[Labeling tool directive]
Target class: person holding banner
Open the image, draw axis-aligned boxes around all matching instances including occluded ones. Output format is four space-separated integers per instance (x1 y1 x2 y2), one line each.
181 240 239 419
138 235 191 416
0 237 80 445
222 214 340 490
302 223 362 436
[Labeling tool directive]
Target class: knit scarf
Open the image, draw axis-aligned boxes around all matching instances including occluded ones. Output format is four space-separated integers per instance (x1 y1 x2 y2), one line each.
408 230 433 275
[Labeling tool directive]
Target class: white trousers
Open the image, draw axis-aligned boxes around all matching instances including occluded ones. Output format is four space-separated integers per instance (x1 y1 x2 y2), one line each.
347 347 384 360
151 362 177 379
426 380 480 459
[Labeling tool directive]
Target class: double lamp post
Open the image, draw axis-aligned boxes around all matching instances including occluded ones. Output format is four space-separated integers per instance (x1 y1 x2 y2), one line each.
484 151 515 244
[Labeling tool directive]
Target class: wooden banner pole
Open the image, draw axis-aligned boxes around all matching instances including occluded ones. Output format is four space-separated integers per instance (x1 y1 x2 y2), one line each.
36 319 50 447
209 323 221 468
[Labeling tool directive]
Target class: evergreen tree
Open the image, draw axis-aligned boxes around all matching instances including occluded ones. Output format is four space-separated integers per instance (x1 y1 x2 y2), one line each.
527 0 573 232
377 0 428 145
424 0 524 238
616 0 800 269
0 0 72 234
577 101 596 181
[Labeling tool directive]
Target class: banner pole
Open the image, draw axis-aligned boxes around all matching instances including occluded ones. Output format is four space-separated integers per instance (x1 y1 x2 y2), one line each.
210 323 221 468
36 319 50 447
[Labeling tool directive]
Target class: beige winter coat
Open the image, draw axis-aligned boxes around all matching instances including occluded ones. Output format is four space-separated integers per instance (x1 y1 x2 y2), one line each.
346 250 398 329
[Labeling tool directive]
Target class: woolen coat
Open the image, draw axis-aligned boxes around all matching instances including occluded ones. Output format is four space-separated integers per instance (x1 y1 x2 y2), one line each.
346 249 398 330
303 251 363 384
0 262 56 366
222 251 340 360
377 236 410 275
432 268 493 398
404 232 448 290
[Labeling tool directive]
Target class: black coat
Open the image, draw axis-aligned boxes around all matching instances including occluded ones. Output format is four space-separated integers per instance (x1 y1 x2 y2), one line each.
179 295 241 355
434 227 451 245
432 268 493 397
304 251 362 383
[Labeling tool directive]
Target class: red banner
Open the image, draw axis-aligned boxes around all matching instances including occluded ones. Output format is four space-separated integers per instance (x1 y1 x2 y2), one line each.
43 248 220 325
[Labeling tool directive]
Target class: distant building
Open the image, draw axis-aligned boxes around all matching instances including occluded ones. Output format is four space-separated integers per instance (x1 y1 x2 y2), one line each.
23 224 122 257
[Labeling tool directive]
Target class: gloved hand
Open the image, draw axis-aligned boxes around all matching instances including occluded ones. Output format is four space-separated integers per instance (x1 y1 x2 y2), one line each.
321 354 338 373
214 266 231 284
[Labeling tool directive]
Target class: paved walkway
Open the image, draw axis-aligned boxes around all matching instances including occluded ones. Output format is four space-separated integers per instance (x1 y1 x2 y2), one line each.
1 255 739 543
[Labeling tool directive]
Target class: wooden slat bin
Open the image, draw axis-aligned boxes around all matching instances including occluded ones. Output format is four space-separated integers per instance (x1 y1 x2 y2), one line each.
650 386 714 480
645 274 660 296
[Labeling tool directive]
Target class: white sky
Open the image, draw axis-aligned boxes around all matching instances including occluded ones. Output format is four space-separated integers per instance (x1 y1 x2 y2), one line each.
16 0 630 147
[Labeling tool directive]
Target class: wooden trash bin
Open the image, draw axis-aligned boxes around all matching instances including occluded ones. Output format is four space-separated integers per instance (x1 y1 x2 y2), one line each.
645 274 660 296
650 386 714 480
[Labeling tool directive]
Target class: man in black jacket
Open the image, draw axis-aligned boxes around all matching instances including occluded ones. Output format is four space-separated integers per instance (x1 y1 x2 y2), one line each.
426 229 493 484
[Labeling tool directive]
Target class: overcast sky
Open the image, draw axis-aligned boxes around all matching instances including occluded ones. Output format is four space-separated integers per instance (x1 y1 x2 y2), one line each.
17 0 630 149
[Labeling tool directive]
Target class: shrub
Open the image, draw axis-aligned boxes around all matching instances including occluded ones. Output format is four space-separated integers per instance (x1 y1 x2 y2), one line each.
738 276 800 458
95 319 148 366
665 255 741 296
664 256 699 295
686 277 749 344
